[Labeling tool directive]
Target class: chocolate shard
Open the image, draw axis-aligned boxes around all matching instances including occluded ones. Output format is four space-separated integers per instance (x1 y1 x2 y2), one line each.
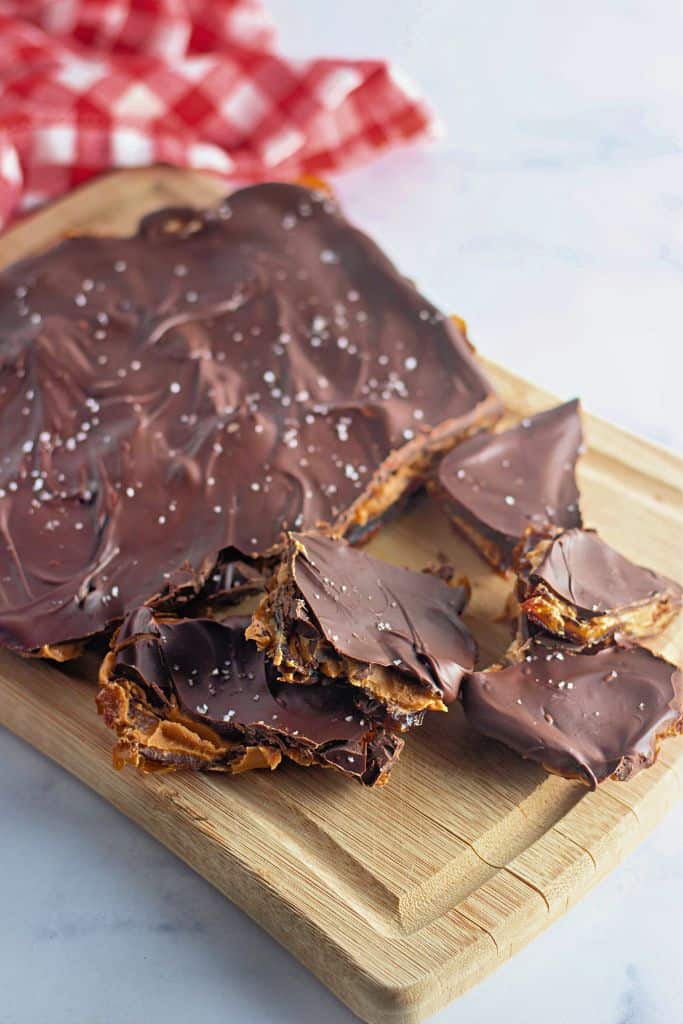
96 608 403 786
0 182 501 656
461 640 682 788
247 531 477 722
198 548 269 608
437 400 583 571
518 529 682 645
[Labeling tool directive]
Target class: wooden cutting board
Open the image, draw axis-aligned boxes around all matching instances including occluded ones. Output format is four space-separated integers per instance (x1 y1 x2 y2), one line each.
0 168 681 1024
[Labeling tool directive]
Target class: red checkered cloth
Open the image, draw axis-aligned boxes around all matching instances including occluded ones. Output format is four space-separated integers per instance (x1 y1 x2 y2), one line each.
0 0 436 227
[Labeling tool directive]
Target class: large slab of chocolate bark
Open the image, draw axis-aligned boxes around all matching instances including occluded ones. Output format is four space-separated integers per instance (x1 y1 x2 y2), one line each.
0 183 500 656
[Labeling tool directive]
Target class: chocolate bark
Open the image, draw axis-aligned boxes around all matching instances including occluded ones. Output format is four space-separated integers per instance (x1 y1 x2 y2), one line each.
437 400 583 571
0 182 501 656
248 531 477 721
97 608 403 785
461 640 682 788
518 529 682 644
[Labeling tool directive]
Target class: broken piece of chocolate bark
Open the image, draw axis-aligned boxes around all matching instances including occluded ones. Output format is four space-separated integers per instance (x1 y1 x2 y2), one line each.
461 639 682 788
0 182 501 657
247 532 477 722
436 400 583 571
518 529 682 645
96 608 403 785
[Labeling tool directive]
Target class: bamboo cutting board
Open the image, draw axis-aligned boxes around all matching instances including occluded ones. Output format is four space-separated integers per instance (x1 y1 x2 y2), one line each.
0 169 681 1024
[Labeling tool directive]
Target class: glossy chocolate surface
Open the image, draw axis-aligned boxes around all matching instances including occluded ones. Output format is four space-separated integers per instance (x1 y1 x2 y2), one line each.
438 400 583 566
110 608 402 784
289 532 477 704
0 182 499 652
527 529 682 615
462 640 682 787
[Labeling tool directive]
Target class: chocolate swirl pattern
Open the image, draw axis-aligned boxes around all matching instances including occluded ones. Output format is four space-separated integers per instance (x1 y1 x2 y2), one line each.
0 183 499 653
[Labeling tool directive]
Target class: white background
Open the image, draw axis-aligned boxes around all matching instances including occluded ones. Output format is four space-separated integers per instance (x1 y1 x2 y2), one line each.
1 3 681 1023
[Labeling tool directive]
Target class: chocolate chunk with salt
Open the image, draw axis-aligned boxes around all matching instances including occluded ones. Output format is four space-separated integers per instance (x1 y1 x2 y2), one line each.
248 531 477 722
518 529 682 645
437 400 583 571
0 182 500 657
461 640 682 788
97 609 402 786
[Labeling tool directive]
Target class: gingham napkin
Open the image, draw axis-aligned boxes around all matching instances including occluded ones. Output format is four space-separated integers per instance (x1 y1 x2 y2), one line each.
0 0 435 227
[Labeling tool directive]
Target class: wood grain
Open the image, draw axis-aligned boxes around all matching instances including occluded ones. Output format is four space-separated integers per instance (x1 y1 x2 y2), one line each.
0 169 681 1024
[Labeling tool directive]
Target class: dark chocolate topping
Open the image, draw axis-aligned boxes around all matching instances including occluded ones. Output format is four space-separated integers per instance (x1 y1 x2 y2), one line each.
290 532 477 703
438 400 583 554
462 641 682 787
0 182 499 652
529 529 682 615
111 608 402 784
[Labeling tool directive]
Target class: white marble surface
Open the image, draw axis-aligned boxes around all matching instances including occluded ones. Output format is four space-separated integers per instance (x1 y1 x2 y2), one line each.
1 2 681 1022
